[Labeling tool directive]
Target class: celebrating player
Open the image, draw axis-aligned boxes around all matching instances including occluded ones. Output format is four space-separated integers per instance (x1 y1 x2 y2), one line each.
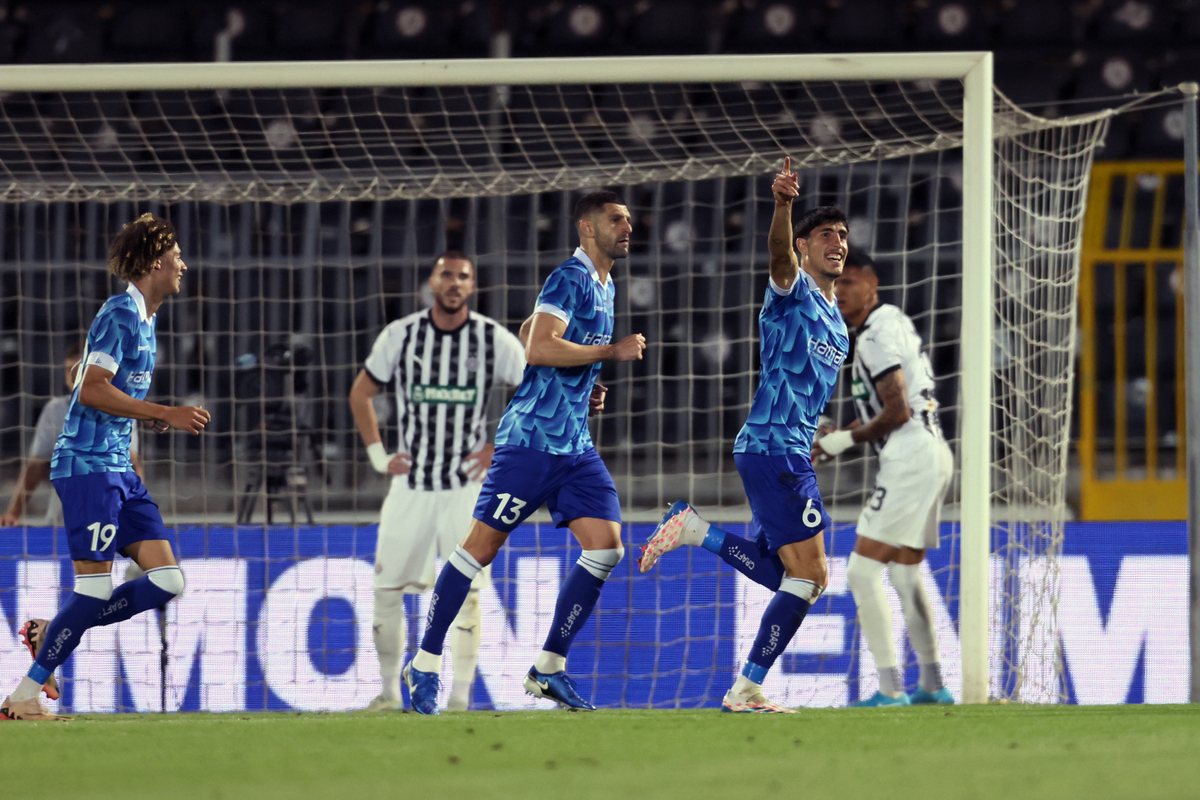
403 190 646 715
815 252 954 706
349 251 526 713
639 158 849 713
1 213 210 722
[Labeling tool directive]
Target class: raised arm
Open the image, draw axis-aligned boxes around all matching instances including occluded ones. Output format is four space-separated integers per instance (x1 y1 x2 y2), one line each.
525 313 644 368
79 365 209 434
769 156 801 292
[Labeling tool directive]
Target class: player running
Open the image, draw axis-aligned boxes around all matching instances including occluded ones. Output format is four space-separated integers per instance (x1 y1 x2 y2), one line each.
404 190 646 715
638 158 849 713
349 251 526 712
816 252 954 706
1 213 210 722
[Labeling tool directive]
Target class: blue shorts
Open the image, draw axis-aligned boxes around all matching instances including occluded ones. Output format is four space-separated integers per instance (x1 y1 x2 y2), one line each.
52 471 169 562
473 445 622 534
735 452 832 554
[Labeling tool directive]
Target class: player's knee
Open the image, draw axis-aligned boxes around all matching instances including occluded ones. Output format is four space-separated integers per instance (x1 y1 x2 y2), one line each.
845 551 885 594
74 572 114 601
147 565 186 598
887 561 923 595
577 546 624 580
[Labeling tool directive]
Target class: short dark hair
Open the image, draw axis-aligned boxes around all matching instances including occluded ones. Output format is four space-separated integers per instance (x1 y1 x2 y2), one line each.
574 190 626 223
431 250 474 274
108 213 177 282
795 205 848 239
843 250 876 273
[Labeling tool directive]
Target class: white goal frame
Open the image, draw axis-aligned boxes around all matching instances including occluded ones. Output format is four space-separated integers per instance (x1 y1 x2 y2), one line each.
0 52 995 704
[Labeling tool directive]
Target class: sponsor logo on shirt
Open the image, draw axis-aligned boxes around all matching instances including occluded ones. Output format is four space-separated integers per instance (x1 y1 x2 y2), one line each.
851 377 869 401
808 335 847 369
581 332 612 346
410 384 478 405
138 345 150 351
128 371 153 387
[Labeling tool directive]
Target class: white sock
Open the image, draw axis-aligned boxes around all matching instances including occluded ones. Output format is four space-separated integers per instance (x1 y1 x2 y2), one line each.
533 650 566 674
680 509 710 547
730 674 759 697
889 562 944 692
412 648 441 674
448 590 481 709
847 551 900 698
373 588 406 700
10 676 43 703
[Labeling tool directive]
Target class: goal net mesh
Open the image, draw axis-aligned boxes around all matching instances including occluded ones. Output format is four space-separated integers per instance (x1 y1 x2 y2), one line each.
0 72 1109 710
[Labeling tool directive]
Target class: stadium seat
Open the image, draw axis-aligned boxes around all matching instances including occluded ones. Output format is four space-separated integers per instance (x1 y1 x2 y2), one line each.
515 1 617 57
1090 0 1172 44
108 4 193 61
1073 52 1153 102
995 0 1076 46
17 2 108 63
624 0 713 55
823 0 904 51
362 1 453 58
598 86 689 164
1136 53 1200 157
723 2 820 53
191 5 276 61
911 0 990 49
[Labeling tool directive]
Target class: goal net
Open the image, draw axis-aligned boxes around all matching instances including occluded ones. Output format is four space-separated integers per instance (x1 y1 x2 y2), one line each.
0 55 1112 711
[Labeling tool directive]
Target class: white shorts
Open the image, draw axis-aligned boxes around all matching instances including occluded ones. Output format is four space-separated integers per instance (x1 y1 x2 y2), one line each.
855 425 953 551
374 478 489 592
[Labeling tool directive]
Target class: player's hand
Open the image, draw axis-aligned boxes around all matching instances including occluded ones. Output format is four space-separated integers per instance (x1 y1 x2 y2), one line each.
162 405 210 435
772 156 799 205
144 418 170 434
387 452 413 476
611 334 646 362
0 511 21 527
589 383 608 417
462 443 494 482
811 440 831 465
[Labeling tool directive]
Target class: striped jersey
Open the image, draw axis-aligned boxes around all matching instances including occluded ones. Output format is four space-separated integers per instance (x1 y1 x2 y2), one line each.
51 284 156 478
849 303 942 453
364 309 525 491
494 248 615 455
734 270 849 456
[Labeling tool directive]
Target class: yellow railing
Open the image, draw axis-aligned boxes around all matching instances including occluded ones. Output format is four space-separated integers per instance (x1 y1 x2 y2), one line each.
1078 161 1187 520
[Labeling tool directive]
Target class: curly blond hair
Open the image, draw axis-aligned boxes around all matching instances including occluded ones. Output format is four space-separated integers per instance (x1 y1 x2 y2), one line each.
108 213 177 282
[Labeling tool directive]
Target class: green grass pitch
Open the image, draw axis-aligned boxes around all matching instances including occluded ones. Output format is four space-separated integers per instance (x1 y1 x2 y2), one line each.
3 704 1197 799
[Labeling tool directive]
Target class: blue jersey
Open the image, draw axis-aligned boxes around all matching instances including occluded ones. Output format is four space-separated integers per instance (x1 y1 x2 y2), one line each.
495 248 615 455
734 271 849 455
51 285 157 478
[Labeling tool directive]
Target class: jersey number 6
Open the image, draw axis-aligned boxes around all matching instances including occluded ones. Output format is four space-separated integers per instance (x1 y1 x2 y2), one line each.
88 522 117 551
802 499 822 528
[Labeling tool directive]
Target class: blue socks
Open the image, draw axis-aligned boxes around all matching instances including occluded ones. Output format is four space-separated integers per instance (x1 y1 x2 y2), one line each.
418 546 482 657
27 589 108 685
542 548 624 658
741 576 821 684
701 526 784 591
94 570 181 627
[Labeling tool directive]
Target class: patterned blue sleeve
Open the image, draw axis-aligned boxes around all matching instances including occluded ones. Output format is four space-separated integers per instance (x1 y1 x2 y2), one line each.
533 267 580 325
84 307 130 375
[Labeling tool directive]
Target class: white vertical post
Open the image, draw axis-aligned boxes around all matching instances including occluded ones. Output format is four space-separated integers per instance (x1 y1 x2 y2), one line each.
1181 82 1200 704
959 52 994 705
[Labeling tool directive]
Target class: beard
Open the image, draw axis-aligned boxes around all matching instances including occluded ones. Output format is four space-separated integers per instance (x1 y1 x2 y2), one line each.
434 295 464 314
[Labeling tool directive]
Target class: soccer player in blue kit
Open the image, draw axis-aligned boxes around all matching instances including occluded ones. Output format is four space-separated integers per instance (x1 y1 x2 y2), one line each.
404 191 647 714
639 158 850 713
1 214 210 721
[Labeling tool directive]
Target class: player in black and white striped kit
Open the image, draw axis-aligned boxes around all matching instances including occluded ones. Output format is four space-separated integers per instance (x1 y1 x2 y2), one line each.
349 252 525 712
814 252 955 707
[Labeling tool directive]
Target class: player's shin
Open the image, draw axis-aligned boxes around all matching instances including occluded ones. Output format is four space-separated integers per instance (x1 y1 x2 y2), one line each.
734 576 819 692
93 566 185 627
888 562 944 693
703 527 784 590
536 547 623 670
448 589 482 711
373 588 406 701
414 545 481 673
11 573 113 702
847 552 904 698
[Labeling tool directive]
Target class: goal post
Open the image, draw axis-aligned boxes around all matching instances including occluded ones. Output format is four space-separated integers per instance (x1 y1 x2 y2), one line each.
0 51 1113 709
